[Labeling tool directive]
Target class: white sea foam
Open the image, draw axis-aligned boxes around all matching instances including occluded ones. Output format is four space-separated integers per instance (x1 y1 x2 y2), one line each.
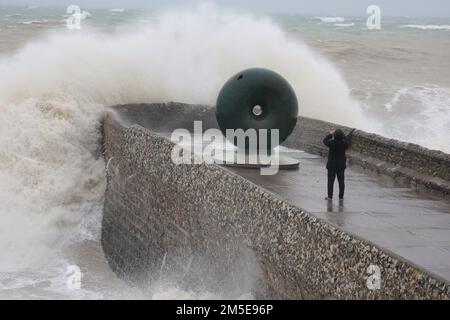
382 86 450 152
315 17 345 23
334 23 355 27
401 24 450 30
22 19 48 25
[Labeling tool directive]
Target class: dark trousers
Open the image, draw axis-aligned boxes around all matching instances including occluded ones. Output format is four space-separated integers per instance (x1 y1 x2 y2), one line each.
327 168 345 199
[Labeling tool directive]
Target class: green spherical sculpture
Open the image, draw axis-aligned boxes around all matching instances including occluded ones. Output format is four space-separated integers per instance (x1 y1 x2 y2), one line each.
216 68 298 151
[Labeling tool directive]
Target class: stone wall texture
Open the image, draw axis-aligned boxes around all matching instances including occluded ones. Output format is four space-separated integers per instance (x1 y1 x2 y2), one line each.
101 103 450 299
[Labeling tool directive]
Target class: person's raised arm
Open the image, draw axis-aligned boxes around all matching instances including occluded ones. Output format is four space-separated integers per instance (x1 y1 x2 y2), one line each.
345 128 356 149
323 131 334 147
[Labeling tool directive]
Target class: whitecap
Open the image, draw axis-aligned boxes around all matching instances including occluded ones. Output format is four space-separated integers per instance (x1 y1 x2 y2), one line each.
110 8 125 13
401 24 450 30
315 17 345 23
334 23 355 27
22 19 48 25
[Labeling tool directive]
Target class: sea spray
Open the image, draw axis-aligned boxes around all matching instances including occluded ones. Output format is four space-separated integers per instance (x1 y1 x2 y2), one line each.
0 4 370 298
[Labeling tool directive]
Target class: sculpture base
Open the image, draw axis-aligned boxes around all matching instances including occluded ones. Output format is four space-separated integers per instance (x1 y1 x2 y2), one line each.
213 151 300 170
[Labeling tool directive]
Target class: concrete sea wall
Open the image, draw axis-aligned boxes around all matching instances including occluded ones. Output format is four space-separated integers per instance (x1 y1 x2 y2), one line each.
101 103 450 299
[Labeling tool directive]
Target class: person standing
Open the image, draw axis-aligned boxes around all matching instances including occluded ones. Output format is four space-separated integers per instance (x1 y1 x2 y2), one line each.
323 128 354 201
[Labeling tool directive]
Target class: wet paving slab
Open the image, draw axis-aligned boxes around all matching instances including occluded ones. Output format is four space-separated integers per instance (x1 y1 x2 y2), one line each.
227 150 450 283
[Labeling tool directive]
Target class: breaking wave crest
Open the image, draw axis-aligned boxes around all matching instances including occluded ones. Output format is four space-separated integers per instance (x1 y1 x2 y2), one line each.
0 4 383 298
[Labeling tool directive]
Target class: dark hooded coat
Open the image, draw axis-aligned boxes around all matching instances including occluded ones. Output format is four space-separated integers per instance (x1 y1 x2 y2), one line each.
323 129 351 169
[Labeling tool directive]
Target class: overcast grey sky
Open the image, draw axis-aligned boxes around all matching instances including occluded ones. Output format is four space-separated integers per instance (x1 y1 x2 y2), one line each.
1 0 450 17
